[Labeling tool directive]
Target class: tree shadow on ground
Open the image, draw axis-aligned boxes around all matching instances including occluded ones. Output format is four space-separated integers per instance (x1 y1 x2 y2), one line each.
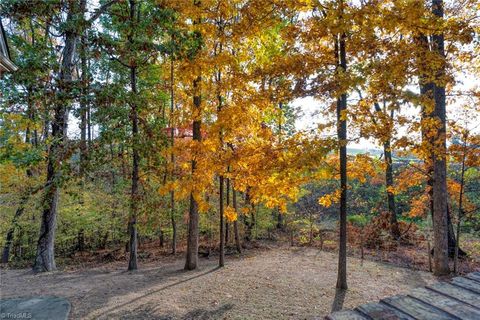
94 266 222 317
331 288 347 313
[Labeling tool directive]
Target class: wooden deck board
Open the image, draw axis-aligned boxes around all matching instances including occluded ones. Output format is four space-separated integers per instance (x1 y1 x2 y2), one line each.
464 273 480 283
381 295 455 320
408 287 480 319
451 277 480 294
427 282 480 309
325 273 480 319
356 302 414 320
324 310 368 320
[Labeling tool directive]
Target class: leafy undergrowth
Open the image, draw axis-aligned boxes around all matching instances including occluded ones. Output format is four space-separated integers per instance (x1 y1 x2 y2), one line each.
4 234 478 276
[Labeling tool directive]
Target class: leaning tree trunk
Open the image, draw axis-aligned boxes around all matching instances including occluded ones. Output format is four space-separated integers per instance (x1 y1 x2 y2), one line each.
33 0 85 273
335 24 348 290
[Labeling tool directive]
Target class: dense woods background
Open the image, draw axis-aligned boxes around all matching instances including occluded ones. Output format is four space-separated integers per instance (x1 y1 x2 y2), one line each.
0 0 479 290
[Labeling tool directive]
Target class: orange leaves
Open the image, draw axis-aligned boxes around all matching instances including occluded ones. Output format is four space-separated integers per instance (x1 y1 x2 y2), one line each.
224 206 238 222
318 188 341 208
408 194 429 218
348 154 377 183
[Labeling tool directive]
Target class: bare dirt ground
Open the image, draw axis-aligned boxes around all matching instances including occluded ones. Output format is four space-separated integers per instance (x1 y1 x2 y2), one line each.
0 245 438 320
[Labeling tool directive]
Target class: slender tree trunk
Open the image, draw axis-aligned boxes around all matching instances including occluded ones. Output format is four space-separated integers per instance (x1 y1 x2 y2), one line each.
25 87 32 145
225 177 230 244
219 176 225 267
79 31 88 175
454 141 466 273
159 229 164 248
87 103 92 144
309 211 313 245
244 187 255 242
232 187 242 253
384 138 400 238
276 103 285 231
374 104 400 238
77 229 85 252
28 21 38 147
169 58 177 255
431 0 449 276
185 75 202 270
33 0 85 273
127 0 139 271
110 143 116 189
335 23 348 290
277 209 284 231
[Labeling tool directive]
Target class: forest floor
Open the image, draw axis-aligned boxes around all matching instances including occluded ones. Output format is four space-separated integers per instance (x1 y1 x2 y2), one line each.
0 243 441 320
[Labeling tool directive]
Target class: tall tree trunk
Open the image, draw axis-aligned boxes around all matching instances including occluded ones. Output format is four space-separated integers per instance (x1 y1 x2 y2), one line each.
335 18 348 289
431 0 449 276
276 103 285 231
33 0 85 273
127 0 139 271
417 32 437 253
169 58 177 255
216 53 225 266
185 75 202 270
232 187 242 254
